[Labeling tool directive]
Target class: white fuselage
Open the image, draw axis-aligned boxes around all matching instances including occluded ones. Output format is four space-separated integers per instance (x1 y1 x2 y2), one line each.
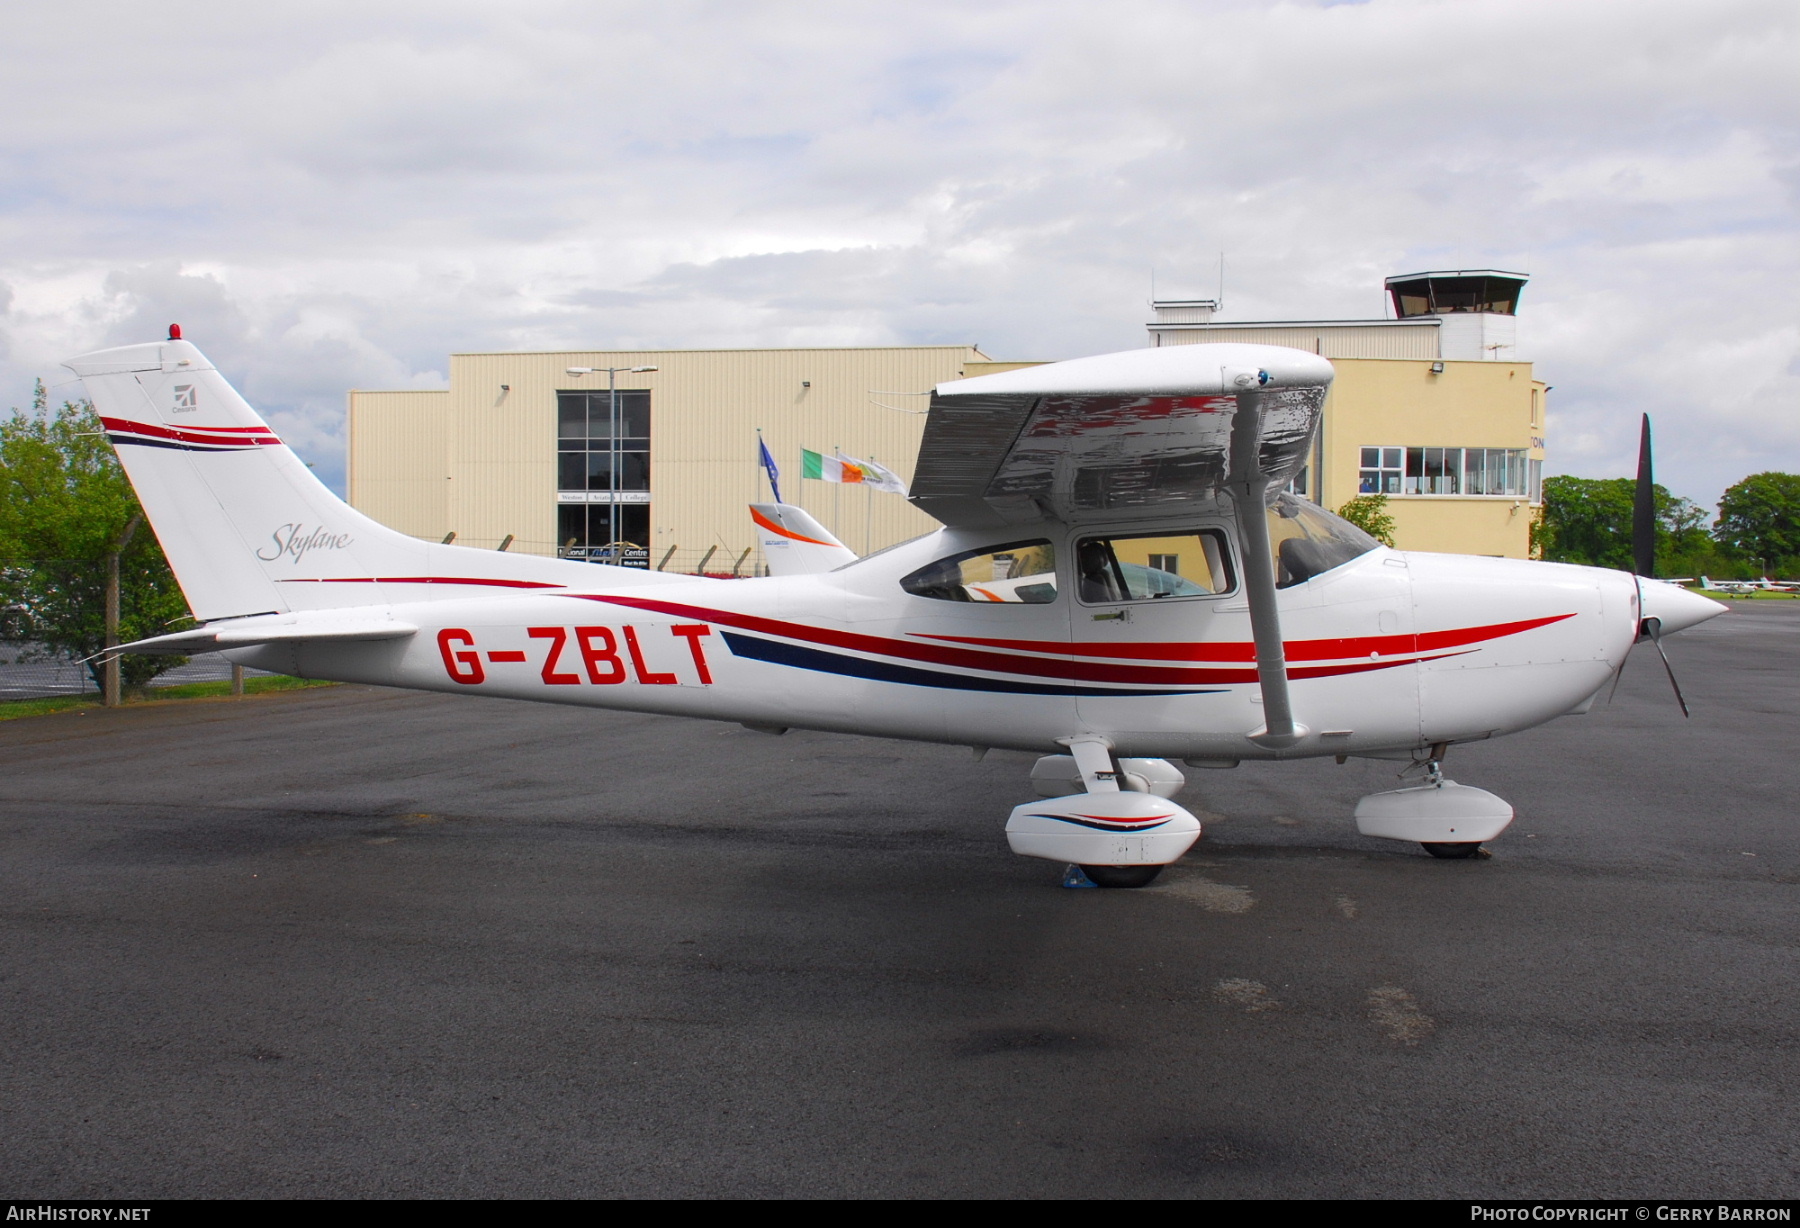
224 522 1645 761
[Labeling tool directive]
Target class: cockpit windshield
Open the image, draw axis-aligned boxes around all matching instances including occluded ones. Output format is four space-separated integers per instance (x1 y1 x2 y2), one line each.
1268 492 1380 587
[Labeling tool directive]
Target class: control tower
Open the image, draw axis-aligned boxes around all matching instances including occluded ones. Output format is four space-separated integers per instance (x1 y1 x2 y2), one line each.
1385 270 1527 361
1143 268 1545 558
1149 269 1529 362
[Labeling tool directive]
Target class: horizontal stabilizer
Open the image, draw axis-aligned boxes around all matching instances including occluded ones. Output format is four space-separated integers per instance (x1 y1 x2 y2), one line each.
117 616 419 656
750 503 857 576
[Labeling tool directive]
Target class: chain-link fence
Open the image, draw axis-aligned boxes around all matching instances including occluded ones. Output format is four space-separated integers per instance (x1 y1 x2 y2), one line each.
639 545 768 577
0 644 271 702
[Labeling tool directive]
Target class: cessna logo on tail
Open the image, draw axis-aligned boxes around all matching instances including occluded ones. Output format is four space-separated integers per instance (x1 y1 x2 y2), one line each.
257 523 354 565
172 384 198 412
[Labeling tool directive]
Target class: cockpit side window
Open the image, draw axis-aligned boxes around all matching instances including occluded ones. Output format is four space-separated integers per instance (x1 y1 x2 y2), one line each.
1074 529 1235 603
900 540 1058 603
1268 492 1380 588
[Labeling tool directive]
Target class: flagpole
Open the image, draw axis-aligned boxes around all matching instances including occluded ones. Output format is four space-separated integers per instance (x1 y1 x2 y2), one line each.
832 443 840 535
865 457 873 554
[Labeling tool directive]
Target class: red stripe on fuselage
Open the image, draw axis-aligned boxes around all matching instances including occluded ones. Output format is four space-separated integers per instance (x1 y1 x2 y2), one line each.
573 593 1479 685
100 416 282 447
277 577 567 589
912 614 1575 662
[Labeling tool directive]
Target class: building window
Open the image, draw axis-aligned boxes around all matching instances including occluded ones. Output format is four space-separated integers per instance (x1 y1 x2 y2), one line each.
1359 447 1404 494
558 389 651 559
559 390 650 492
1363 446 1535 499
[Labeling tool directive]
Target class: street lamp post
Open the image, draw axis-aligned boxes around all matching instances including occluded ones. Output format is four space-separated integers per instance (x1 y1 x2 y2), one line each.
565 364 657 562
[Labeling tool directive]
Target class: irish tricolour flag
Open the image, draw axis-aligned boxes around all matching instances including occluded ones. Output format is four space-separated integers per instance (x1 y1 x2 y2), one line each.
801 449 908 495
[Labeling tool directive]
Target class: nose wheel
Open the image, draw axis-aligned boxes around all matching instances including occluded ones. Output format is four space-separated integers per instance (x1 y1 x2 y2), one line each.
1413 757 1487 860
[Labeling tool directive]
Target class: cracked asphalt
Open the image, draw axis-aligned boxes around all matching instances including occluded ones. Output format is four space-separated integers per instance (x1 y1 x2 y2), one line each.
1 601 1795 1198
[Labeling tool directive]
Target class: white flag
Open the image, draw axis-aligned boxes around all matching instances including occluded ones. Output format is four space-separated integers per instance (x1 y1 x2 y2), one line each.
838 452 909 496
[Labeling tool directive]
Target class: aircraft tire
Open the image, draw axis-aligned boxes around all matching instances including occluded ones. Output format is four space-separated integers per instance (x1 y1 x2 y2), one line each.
1079 864 1165 888
1421 842 1485 860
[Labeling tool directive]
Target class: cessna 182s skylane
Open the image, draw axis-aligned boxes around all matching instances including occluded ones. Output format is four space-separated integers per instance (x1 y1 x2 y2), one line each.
74 331 1724 886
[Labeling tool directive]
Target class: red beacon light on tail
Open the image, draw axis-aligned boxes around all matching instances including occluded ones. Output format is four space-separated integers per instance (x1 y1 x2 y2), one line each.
168 324 182 340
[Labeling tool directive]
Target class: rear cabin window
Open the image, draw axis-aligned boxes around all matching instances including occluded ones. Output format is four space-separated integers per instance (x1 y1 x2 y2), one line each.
900 540 1058 603
1075 530 1234 603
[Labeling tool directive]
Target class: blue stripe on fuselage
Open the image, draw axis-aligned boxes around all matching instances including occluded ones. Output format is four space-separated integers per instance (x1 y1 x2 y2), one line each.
719 632 1220 698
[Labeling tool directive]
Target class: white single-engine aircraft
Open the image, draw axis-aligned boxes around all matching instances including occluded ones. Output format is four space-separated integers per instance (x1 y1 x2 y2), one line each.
73 331 1725 885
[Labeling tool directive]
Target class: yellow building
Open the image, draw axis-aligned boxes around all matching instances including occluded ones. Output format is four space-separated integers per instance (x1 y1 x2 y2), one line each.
347 271 1546 569
1149 270 1546 557
349 346 1027 573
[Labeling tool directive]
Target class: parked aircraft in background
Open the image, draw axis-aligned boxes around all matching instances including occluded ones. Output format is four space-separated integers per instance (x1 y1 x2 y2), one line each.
1697 576 1759 597
72 330 1724 886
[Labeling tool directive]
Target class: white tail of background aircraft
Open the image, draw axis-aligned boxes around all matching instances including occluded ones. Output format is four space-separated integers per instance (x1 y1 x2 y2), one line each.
750 503 857 576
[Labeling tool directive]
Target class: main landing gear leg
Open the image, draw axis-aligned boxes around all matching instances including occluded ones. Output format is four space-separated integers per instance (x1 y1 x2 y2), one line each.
1066 738 1165 888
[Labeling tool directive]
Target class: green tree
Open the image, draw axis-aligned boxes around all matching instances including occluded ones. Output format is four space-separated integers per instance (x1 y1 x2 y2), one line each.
1533 475 1732 576
1714 472 1800 574
1335 493 1396 547
0 385 191 690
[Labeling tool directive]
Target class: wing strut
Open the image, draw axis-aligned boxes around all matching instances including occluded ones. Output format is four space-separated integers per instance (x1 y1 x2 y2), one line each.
1227 388 1307 749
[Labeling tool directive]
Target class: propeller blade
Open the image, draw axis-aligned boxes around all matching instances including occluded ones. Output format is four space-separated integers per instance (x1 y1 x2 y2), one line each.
1633 413 1655 578
1607 574 1641 705
1645 617 1691 718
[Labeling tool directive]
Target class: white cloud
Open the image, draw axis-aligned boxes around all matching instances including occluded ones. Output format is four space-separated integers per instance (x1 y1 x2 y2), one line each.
0 0 1793 506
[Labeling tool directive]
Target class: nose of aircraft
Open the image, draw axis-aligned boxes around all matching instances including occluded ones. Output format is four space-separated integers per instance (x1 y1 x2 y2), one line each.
1638 578 1728 635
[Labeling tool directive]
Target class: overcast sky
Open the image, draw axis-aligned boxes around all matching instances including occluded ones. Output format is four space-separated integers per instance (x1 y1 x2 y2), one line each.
2 0 1794 508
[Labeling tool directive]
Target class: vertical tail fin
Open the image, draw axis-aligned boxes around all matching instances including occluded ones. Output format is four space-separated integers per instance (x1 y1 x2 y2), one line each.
749 503 857 576
66 337 670 620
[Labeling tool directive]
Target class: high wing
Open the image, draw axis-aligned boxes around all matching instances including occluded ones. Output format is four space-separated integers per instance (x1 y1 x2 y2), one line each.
909 344 1335 529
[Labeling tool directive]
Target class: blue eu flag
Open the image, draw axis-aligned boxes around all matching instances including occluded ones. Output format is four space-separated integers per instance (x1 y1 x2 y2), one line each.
757 434 784 504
